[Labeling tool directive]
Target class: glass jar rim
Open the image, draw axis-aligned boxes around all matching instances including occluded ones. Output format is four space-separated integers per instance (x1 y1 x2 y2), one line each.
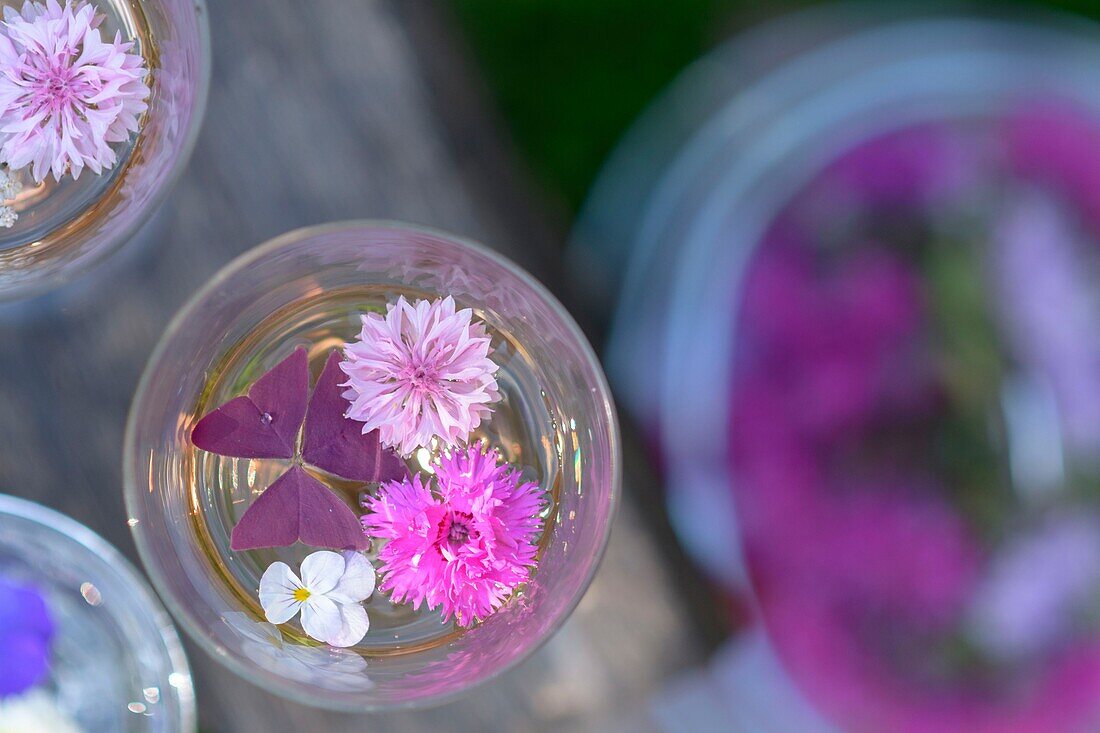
122 220 622 710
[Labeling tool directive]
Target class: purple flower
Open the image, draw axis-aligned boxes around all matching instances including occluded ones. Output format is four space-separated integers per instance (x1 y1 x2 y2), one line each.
362 445 543 626
737 244 927 438
993 190 1100 454
0 0 150 183
341 296 501 455
815 123 972 208
969 513 1100 661
1007 103 1100 233
0 576 54 698
720 110 1100 733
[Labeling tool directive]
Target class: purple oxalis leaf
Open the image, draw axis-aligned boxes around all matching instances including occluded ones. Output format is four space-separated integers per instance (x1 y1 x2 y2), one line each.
302 350 409 483
229 466 369 551
191 348 310 459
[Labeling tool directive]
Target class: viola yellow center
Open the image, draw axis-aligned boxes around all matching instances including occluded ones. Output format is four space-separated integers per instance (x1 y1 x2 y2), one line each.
293 588 311 602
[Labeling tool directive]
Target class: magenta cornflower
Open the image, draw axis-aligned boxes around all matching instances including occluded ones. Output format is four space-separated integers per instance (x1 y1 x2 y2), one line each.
340 296 500 455
0 0 150 183
362 445 544 626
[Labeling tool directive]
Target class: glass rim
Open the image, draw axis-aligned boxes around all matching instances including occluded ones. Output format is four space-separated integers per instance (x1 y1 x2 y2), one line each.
577 8 1100 590
136 0 213 260
122 219 622 710
0 492 196 730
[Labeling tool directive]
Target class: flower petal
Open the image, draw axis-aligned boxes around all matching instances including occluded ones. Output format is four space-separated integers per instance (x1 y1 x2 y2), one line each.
325 603 370 648
300 594 343 645
299 550 345 595
0 0 149 185
328 551 376 604
362 445 543 626
258 562 304 625
340 298 500 455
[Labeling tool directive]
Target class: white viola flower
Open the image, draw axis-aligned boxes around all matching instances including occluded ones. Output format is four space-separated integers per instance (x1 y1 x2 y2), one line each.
259 550 375 647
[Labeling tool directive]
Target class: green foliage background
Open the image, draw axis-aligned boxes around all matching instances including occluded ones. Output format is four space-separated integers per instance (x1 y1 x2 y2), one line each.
453 0 1100 213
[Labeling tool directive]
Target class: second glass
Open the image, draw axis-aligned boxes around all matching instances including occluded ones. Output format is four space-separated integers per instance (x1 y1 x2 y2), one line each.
0 0 210 300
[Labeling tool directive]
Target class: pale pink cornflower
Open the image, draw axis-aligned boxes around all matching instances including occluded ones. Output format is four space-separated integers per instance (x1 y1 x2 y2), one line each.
0 0 150 183
341 296 500 455
362 445 544 626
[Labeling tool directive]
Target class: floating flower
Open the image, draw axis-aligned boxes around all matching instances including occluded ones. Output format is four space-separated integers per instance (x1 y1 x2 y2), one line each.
0 577 54 699
341 296 500 455
0 0 150 183
0 691 82 733
258 550 376 648
363 445 544 626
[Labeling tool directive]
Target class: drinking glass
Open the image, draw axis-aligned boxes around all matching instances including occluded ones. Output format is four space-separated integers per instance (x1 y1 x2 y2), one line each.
0 0 210 300
0 494 195 731
576 8 1100 732
123 222 620 710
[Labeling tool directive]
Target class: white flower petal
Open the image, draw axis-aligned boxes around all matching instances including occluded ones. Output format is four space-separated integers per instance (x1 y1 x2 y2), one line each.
300 594 344 645
299 550 345 595
258 562 305 625
328 551 376 604
323 603 370 648
261 595 302 626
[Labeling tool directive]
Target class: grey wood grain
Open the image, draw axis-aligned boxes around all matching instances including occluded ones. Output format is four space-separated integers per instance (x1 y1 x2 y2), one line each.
0 0 704 730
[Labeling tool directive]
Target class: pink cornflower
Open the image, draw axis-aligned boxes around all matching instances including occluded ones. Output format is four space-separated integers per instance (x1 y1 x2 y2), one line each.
0 0 150 183
340 296 500 455
362 445 544 626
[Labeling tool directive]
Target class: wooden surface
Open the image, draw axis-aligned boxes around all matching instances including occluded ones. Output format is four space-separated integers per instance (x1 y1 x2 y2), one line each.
0 1 705 730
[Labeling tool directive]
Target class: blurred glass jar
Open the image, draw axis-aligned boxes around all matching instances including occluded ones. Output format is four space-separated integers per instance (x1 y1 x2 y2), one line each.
574 8 1100 732
0 0 209 301
0 494 194 731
